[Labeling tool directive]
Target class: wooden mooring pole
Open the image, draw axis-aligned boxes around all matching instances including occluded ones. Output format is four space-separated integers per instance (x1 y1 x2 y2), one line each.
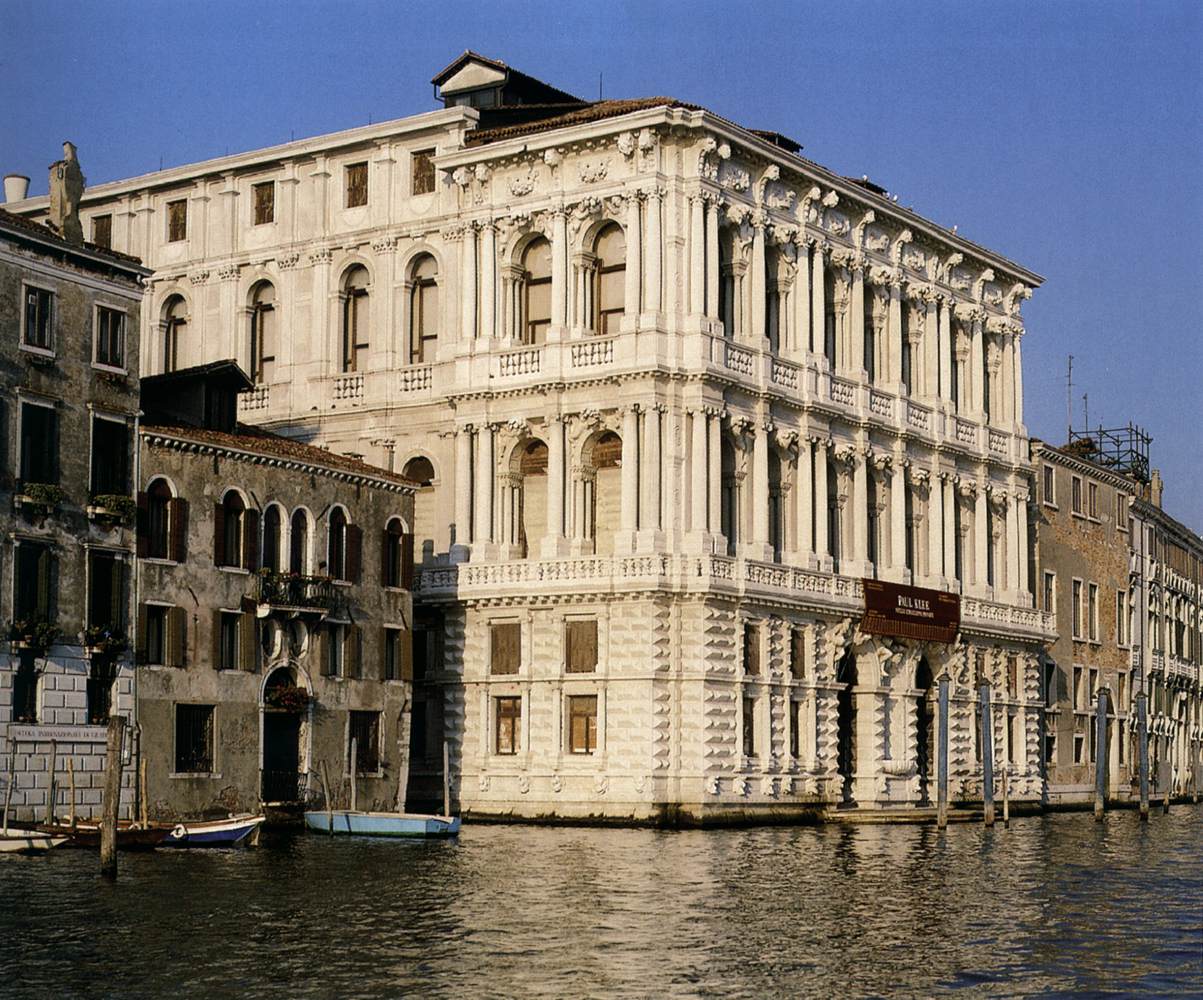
980 684 994 827
1002 768 1010 828
3 749 14 836
68 757 77 830
100 716 126 879
1094 688 1109 821
1137 691 1150 821
349 738 358 813
937 676 949 829
321 760 334 835
44 739 57 826
442 740 451 819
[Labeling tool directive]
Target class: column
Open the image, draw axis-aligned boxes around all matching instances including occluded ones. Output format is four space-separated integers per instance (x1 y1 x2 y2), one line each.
1012 332 1025 428
793 242 811 361
644 188 662 317
796 439 814 559
852 451 869 567
708 409 723 535
551 208 567 334
1006 491 1020 595
810 243 825 356
814 440 829 560
641 404 662 535
543 416 565 555
888 282 903 385
1016 490 1030 602
751 420 770 548
620 405 640 534
480 221 496 340
974 486 989 591
890 454 907 578
473 423 494 546
704 195 719 319
461 223 477 341
927 468 943 583
689 194 705 318
850 264 865 375
453 426 473 560
1002 333 1017 425
690 408 708 535
942 476 956 580
970 315 985 417
938 298 952 402
624 194 642 326
750 218 766 344
922 296 938 400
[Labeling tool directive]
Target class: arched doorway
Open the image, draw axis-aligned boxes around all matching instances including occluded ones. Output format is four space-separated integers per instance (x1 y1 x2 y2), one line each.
261 666 307 804
836 650 858 804
518 439 548 556
915 658 934 805
588 431 623 555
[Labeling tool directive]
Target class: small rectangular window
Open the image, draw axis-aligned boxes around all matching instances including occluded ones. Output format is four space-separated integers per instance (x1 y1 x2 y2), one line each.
1073 666 1084 711
19 402 58 485
788 701 799 758
324 623 345 677
1072 580 1083 639
1088 482 1098 519
90 416 130 497
87 551 126 634
252 181 274 225
490 621 520 675
167 199 187 242
94 306 126 369
568 695 598 754
145 604 168 664
87 658 116 725
345 162 368 207
743 623 760 675
1088 583 1099 642
175 704 214 773
349 710 381 773
789 628 806 680
742 696 757 757
12 652 39 724
383 627 400 681
495 696 520 755
91 214 112 249
218 611 240 670
411 149 436 195
1116 590 1127 646
14 541 53 622
1043 571 1056 614
23 286 53 351
565 619 598 673
1042 465 1055 506
1116 493 1128 530
1071 476 1083 514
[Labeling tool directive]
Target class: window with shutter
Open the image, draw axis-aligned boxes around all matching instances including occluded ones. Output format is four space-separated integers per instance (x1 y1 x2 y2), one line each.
168 497 189 563
742 696 757 757
346 624 362 679
22 286 53 351
252 181 275 225
143 604 166 664
382 519 404 587
345 162 368 207
167 606 187 667
14 541 53 621
349 711 381 773
567 695 598 754
789 628 806 679
328 508 348 579
242 507 260 571
495 697 520 754
383 627 400 681
490 622 521 675
90 416 130 497
87 551 125 633
167 199 187 242
175 704 214 773
239 612 258 671
20 402 58 485
565 619 598 673
345 524 363 583
215 611 239 670
213 501 227 566
743 623 760 675
401 531 415 590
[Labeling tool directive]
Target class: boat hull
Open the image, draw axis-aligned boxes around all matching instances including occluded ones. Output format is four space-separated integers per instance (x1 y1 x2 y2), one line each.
33 823 170 850
303 811 461 838
161 815 265 848
0 832 67 853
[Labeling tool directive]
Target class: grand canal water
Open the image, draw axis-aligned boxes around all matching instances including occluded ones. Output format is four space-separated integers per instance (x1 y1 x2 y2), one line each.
2 806 1200 999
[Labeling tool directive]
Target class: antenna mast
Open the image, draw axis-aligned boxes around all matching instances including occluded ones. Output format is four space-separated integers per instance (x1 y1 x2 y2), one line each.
1066 355 1074 440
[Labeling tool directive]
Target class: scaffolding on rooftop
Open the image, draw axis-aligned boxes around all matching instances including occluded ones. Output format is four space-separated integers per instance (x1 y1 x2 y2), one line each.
1065 423 1152 484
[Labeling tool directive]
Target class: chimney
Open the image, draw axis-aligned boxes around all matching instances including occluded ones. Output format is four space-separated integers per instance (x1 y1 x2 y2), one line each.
3 174 30 203
48 141 85 244
1150 469 1163 508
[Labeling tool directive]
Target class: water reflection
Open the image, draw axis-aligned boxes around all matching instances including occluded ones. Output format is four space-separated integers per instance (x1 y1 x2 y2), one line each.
1 808 1200 998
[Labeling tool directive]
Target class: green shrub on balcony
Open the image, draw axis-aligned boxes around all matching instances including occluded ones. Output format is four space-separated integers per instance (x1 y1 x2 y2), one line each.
9 618 58 652
89 493 137 526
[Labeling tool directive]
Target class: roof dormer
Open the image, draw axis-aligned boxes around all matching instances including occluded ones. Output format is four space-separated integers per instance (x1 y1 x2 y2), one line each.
432 51 582 109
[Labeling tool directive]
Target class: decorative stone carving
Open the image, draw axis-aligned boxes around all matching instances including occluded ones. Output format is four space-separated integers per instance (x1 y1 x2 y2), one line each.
594 774 609 795
543 148 563 169
186 268 210 285
718 160 750 191
618 131 637 159
551 774 562 793
217 263 240 281
478 774 490 792
518 774 530 794
309 248 334 265
451 166 471 189
508 165 538 197
277 252 300 270
578 159 609 184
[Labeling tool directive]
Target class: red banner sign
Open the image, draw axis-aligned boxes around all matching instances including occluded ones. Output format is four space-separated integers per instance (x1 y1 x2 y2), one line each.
861 579 960 644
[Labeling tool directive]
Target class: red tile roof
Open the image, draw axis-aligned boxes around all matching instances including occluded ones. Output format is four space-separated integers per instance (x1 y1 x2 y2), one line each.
0 206 144 267
466 98 699 146
142 421 417 489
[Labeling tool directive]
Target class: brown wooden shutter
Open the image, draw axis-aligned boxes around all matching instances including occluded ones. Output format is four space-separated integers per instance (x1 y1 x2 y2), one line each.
213 502 226 566
135 603 148 664
346 524 363 583
239 612 258 671
744 624 759 675
136 491 150 558
242 508 260 571
318 625 332 677
347 624 362 679
211 610 223 670
399 628 414 682
37 548 53 621
168 498 189 562
168 606 187 668
790 629 805 679
110 558 126 633
566 619 598 673
491 622 520 675
401 532 415 590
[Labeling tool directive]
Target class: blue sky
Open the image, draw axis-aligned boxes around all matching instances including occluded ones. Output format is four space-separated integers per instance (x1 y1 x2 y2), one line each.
5 0 1200 529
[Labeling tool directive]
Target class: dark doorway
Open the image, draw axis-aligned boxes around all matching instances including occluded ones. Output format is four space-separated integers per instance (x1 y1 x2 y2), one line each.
262 668 303 803
915 658 934 805
836 651 857 804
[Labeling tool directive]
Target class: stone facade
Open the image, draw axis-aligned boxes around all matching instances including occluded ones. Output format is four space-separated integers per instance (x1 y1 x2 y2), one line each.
0 206 148 822
13 54 1056 821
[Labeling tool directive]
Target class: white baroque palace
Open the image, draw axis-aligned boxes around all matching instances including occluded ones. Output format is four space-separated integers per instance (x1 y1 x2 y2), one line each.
16 53 1055 821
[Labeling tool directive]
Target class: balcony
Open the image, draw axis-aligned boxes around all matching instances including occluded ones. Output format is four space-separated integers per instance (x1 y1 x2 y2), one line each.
257 572 341 615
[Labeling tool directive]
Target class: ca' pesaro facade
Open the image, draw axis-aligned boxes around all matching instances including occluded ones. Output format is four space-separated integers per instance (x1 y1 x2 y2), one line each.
13 52 1054 822
135 361 417 820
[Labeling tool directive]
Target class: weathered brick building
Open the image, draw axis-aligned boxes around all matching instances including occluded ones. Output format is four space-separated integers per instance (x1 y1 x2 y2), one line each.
136 361 417 819
0 148 150 822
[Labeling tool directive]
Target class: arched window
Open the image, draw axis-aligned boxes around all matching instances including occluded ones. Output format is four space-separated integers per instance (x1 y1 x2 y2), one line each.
163 296 187 373
409 255 438 364
341 266 369 373
402 456 435 487
721 438 739 555
146 478 173 560
827 461 841 573
328 507 347 579
382 517 407 588
249 281 276 384
216 490 249 569
290 509 310 575
593 224 625 335
522 238 551 345
262 505 283 573
823 268 837 368
718 230 735 337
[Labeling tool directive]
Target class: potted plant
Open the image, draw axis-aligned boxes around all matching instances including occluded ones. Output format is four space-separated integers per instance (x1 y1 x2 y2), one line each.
265 684 311 714
14 482 66 518
87 493 137 526
83 625 129 656
9 618 58 653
